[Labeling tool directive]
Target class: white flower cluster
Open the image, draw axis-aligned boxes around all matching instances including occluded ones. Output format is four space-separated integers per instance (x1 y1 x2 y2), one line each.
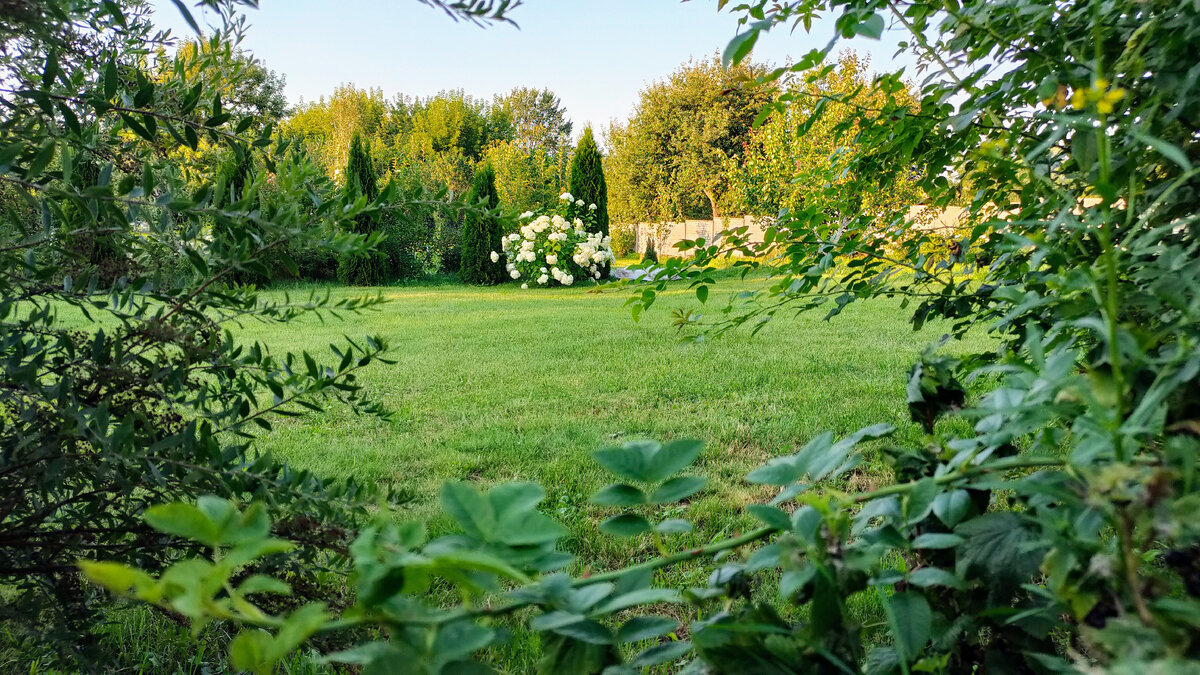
494 201 615 288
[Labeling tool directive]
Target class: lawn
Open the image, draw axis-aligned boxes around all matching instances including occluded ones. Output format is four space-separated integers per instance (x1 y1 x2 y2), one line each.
220 272 992 670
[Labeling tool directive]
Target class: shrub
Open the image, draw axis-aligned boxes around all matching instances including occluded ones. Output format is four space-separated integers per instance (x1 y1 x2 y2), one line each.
337 132 388 285
567 126 610 276
459 162 504 284
641 238 658 265
499 192 614 286
0 0 409 664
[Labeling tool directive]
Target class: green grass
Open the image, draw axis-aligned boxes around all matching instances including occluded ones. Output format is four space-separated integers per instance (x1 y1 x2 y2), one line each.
228 273 991 670
36 271 991 673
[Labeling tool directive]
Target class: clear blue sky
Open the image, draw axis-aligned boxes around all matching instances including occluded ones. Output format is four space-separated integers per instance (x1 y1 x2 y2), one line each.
148 1 915 137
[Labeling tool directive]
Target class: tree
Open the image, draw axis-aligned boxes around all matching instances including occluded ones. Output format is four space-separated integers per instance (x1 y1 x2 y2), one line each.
495 86 573 156
729 51 925 223
484 138 568 213
567 127 611 275
459 162 503 284
283 85 392 179
605 55 774 221
338 132 389 285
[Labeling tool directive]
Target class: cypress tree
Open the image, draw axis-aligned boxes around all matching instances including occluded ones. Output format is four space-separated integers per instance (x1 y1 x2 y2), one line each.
337 132 388 286
460 162 503 284
567 126 610 276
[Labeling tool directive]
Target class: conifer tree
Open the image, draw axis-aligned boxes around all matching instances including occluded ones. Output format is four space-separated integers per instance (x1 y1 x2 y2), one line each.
460 162 503 284
337 132 388 285
567 126 610 276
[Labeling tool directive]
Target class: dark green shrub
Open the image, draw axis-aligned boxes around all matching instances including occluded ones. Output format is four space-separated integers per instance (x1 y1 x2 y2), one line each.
459 162 503 284
641 238 658 265
567 126 610 275
337 133 388 286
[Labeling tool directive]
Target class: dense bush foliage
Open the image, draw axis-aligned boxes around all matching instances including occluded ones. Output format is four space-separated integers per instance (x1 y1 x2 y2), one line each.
27 0 1200 673
337 132 388 285
499 193 615 287
460 162 504 284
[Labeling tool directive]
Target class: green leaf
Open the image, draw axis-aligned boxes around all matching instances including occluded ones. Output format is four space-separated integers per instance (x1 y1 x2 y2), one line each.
650 476 706 503
747 504 791 531
489 482 546 519
854 13 885 39
616 616 679 643
630 640 692 667
911 533 964 549
441 482 496 540
144 502 220 547
906 567 963 589
78 561 160 602
904 478 938 524
696 285 709 303
495 511 569 546
238 575 291 596
888 591 931 658
645 439 704 482
955 512 1044 585
723 27 759 67
433 619 495 664
655 519 693 534
590 484 647 507
791 506 822 545
550 619 613 645
594 441 658 482
229 629 275 675
595 588 681 614
599 514 652 537
1134 132 1192 171
933 490 971 528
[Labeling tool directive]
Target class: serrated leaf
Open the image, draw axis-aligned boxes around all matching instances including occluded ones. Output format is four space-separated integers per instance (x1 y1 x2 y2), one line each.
441 482 496 540
888 591 931 658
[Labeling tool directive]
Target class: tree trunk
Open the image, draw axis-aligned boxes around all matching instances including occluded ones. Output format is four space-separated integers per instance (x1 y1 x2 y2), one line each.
704 190 720 220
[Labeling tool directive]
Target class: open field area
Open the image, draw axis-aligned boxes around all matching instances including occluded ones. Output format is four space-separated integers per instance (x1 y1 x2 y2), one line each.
245 274 990 568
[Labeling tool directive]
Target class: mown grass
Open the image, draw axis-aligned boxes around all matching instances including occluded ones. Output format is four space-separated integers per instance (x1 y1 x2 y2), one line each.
230 272 989 671
49 270 992 673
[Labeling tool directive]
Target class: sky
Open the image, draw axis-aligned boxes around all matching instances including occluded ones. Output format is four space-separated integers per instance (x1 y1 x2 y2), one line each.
146 0 916 139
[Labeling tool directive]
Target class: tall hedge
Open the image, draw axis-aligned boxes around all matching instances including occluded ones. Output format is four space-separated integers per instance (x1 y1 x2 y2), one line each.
460 162 503 284
567 126 610 275
337 132 388 286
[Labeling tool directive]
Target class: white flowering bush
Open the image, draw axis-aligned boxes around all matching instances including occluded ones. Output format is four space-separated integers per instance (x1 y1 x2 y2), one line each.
495 192 614 287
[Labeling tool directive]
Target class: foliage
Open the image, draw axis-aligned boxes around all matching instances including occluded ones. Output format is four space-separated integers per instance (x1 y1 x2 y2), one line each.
641 238 658 265
605 55 774 221
728 50 925 222
55 0 1200 673
499 193 614 287
495 86 573 157
460 162 504 284
484 137 568 214
0 0 511 666
567 126 610 277
337 132 388 285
